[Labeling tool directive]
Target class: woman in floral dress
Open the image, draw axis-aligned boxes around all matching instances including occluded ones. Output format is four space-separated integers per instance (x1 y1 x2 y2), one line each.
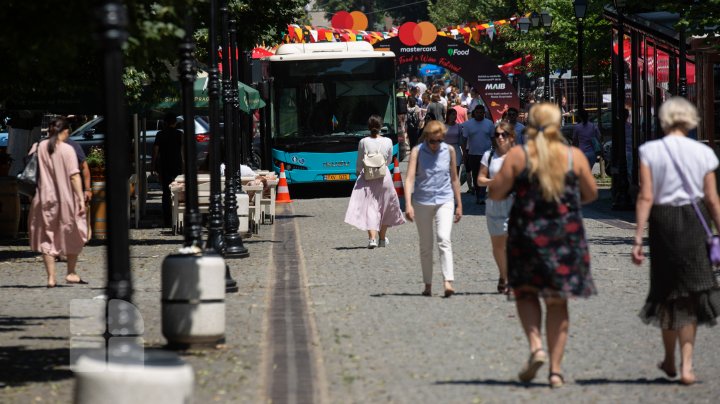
489 103 598 388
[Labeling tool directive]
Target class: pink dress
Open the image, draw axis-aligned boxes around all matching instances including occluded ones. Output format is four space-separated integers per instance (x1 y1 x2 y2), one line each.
29 141 88 256
344 136 406 231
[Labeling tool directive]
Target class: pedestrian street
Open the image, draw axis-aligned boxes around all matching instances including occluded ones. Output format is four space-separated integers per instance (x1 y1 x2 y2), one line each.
1 182 719 403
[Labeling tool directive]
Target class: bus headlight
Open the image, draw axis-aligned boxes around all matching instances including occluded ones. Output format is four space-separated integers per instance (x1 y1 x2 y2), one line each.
274 159 307 171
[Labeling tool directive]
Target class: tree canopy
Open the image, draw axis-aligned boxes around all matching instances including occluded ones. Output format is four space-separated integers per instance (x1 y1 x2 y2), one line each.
0 0 305 113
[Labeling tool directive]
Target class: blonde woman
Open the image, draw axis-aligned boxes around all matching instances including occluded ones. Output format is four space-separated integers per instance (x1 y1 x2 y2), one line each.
489 103 598 387
632 97 720 385
477 121 516 294
404 120 462 297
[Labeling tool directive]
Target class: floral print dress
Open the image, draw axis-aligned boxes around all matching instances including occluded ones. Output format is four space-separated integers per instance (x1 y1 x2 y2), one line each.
506 146 596 298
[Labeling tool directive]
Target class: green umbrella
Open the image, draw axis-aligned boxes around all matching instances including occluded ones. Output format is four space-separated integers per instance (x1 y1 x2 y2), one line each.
154 77 264 113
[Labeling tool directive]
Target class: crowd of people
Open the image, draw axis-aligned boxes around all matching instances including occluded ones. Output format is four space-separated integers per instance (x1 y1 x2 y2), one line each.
344 89 720 388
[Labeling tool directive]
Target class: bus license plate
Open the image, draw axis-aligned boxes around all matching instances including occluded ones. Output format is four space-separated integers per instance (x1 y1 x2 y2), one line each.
325 174 350 181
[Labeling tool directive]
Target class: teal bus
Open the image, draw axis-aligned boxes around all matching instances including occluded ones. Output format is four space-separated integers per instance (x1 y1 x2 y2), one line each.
263 41 398 184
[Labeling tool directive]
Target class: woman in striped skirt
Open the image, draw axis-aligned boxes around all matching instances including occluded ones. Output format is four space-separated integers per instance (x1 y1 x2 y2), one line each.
632 97 720 385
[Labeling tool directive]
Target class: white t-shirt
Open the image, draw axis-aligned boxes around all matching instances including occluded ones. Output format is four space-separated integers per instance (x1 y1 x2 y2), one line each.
639 135 719 206
356 136 392 175
481 149 506 180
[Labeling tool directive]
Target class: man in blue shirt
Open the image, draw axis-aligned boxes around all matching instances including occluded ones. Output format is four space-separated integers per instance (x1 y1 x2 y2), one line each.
461 106 495 204
506 107 525 145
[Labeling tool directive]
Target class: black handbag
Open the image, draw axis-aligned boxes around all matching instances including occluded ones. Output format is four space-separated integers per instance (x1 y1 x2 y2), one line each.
17 141 40 197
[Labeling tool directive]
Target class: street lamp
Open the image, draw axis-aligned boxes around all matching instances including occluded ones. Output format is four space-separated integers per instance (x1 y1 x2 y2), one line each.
221 6 249 259
574 0 587 111
518 17 530 34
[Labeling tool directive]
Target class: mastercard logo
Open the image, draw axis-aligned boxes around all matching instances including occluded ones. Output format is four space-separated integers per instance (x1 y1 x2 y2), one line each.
331 11 368 31
398 21 437 46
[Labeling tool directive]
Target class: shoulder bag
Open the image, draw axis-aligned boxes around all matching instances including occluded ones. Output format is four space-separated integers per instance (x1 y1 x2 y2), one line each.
363 151 387 180
662 140 720 267
17 140 41 197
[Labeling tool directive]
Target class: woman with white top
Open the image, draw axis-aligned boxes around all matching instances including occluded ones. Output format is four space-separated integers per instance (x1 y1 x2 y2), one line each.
344 115 405 248
404 120 463 297
477 121 516 294
632 97 720 385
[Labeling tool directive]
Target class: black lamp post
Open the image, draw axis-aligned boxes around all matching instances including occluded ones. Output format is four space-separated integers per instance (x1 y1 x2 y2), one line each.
179 20 203 250
574 0 587 112
206 0 224 255
220 4 248 258
540 10 553 101
97 0 132 305
518 17 530 107
230 21 244 190
612 0 631 209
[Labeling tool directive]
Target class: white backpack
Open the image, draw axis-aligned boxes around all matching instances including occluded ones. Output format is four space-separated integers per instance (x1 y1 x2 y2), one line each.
363 152 387 180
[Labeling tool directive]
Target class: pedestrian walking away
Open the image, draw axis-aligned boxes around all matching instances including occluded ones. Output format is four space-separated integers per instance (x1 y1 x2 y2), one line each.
572 109 602 169
462 105 494 203
477 121 516 295
631 97 720 386
489 102 598 388
403 120 463 298
344 115 405 249
28 116 89 288
444 108 463 175
151 113 183 228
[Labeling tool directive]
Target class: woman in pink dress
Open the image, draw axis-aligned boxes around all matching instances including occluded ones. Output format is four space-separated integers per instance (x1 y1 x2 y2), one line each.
29 116 88 287
344 115 405 248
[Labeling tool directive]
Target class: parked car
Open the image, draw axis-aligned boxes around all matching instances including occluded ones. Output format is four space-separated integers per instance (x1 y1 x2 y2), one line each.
69 115 210 170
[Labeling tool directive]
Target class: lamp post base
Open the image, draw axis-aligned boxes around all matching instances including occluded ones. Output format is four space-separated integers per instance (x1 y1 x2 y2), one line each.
224 233 249 258
225 264 239 293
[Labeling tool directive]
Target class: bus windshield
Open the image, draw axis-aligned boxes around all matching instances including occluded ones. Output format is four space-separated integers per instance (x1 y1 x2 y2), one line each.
272 58 396 140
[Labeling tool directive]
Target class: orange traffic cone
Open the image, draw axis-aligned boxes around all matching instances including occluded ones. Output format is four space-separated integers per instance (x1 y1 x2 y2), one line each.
275 163 293 204
393 157 404 198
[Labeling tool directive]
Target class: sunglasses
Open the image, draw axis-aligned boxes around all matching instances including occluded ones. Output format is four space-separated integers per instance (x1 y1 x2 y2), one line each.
494 132 508 138
427 139 443 145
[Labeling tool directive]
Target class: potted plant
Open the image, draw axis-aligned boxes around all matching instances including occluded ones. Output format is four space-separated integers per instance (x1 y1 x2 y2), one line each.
86 146 105 180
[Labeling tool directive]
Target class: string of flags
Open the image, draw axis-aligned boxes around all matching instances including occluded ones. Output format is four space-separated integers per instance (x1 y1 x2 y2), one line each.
282 10 520 46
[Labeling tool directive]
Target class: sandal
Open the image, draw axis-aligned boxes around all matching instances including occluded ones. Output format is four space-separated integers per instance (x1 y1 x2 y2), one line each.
518 349 547 383
497 278 507 294
548 372 564 388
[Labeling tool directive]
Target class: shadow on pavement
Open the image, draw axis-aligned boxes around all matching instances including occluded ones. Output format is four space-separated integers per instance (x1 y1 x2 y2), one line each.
129 238 183 246
0 316 71 333
575 377 676 385
585 236 635 246
334 246 368 250
435 379 546 388
0 250 40 260
275 214 314 219
0 346 73 387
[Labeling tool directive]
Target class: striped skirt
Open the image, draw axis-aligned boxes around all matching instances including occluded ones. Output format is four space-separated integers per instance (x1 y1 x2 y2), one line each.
639 203 720 329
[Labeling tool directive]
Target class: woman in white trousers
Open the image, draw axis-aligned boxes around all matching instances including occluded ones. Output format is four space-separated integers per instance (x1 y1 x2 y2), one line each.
404 120 463 297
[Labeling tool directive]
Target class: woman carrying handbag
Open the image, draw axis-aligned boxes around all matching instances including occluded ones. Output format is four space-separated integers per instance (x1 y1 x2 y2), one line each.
632 97 720 385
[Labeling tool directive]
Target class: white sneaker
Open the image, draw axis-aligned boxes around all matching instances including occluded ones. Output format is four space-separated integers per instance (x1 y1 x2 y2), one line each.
368 239 378 249
378 237 389 247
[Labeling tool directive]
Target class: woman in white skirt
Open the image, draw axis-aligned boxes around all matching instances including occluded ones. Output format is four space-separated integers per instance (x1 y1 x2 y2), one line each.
344 115 405 248
477 121 516 294
404 120 463 297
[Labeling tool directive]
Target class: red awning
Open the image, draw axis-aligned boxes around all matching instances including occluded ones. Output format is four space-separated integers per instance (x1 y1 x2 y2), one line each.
613 39 695 84
498 55 533 75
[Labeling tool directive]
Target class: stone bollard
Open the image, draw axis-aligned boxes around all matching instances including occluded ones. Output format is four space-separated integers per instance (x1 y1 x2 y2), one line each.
161 253 226 348
74 349 193 404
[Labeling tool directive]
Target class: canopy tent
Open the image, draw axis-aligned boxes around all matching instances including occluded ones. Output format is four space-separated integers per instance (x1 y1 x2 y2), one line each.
153 75 265 112
498 55 533 76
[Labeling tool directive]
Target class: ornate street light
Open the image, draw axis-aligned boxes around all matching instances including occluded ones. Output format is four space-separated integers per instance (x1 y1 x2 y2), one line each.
530 12 540 28
518 17 530 34
206 0 224 256
574 0 588 111
221 4 248 259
